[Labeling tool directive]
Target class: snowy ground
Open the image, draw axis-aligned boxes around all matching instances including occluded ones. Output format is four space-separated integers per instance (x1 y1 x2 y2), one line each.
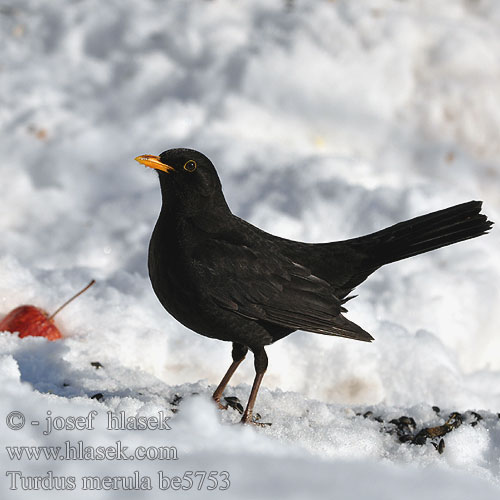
1 0 500 498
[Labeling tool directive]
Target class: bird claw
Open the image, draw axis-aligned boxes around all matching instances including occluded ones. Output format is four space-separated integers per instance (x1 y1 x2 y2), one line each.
240 413 272 427
237 403 271 426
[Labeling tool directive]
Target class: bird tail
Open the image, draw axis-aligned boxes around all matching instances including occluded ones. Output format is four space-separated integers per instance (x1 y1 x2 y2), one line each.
358 200 493 268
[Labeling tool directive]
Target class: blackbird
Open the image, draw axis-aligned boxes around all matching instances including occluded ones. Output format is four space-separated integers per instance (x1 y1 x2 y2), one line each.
135 148 493 424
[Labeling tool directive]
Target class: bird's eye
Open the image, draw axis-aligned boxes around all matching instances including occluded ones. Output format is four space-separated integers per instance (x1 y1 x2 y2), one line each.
184 160 197 172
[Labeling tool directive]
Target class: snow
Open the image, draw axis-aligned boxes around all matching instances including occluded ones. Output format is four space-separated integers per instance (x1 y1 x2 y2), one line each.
1 0 500 498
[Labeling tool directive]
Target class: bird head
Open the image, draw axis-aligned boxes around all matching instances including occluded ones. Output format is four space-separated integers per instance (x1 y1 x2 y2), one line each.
135 148 228 216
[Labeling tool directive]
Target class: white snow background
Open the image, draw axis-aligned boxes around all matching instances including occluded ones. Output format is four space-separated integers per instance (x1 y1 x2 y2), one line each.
1 0 500 498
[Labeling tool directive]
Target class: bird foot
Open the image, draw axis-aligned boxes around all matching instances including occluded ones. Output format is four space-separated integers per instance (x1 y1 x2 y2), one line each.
237 402 271 426
240 413 272 427
215 401 227 410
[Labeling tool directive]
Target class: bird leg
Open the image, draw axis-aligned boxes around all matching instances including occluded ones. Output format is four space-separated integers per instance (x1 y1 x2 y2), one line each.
212 343 248 409
241 347 268 424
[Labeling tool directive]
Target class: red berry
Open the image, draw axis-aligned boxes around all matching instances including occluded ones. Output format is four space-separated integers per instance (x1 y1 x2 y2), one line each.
0 305 63 341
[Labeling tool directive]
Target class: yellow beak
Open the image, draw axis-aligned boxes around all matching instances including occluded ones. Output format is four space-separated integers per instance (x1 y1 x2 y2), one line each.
134 154 175 173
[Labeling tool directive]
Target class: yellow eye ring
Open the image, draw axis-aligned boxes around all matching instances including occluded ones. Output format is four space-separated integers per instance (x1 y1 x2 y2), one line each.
184 160 197 172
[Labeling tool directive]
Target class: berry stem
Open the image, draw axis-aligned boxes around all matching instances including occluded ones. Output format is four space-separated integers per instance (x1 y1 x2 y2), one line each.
48 280 96 320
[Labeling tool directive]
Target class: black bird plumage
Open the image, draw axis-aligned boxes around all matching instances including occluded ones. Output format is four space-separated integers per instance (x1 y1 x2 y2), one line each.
136 148 493 424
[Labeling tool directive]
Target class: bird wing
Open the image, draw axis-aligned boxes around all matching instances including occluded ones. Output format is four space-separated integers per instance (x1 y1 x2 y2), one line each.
191 239 373 342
